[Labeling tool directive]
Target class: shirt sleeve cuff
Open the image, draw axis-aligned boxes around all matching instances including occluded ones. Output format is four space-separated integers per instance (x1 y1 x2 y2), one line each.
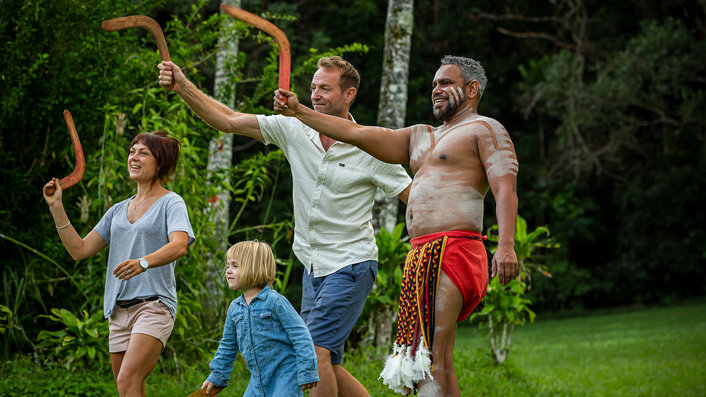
297 369 320 386
206 372 230 388
297 357 319 386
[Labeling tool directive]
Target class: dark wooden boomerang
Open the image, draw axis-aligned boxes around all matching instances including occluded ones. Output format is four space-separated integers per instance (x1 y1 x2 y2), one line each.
220 4 291 100
44 110 85 196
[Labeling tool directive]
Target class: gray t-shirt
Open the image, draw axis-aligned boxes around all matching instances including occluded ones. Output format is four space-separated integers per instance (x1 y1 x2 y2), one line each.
94 191 195 319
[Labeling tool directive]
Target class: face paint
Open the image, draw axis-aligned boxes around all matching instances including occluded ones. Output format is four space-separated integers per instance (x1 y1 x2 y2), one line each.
446 86 465 108
434 86 467 122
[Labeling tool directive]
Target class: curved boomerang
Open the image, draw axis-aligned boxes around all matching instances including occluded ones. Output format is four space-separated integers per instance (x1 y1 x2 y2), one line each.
220 4 291 95
45 110 85 196
101 15 171 61
102 15 173 89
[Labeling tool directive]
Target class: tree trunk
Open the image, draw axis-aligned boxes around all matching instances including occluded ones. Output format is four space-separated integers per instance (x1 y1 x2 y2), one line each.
371 0 414 352
374 305 395 357
372 0 414 234
205 0 240 300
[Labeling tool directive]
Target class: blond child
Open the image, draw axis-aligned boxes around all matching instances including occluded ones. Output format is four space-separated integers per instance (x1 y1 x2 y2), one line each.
200 241 318 396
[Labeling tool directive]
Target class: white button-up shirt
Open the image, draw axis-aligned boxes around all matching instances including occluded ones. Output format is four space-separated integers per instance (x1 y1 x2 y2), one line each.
257 114 412 277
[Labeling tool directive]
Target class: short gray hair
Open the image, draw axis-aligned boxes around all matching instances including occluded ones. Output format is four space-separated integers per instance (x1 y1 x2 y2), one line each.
440 55 487 99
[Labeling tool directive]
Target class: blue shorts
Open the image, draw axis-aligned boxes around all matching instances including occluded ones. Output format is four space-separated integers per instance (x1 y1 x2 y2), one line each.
301 260 377 364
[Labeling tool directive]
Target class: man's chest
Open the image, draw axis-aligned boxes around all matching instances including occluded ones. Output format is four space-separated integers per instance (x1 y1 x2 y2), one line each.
409 127 481 175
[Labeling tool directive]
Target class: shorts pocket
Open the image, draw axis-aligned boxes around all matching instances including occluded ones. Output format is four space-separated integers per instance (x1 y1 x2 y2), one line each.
156 300 171 315
351 261 377 284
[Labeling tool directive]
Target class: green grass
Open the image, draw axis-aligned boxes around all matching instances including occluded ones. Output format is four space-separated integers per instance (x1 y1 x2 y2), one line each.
1 302 704 396
502 301 706 397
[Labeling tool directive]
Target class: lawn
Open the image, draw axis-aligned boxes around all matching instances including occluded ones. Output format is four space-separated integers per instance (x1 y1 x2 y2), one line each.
1 301 704 396
503 301 706 397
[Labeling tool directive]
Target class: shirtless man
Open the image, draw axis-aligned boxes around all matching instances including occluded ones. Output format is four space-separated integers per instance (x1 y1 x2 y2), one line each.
274 55 519 396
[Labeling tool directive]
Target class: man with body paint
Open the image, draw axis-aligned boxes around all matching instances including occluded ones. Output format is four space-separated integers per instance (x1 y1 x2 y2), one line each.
274 55 519 396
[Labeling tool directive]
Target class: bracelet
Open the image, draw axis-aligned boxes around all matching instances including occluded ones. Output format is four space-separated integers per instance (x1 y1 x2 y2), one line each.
55 221 71 230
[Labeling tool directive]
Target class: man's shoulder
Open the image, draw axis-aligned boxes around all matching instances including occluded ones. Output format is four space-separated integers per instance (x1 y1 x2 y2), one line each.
469 115 506 130
257 114 314 143
257 113 307 129
435 115 507 138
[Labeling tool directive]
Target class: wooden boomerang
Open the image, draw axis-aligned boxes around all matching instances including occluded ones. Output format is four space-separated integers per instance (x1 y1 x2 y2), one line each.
184 387 224 397
44 110 85 196
101 15 171 61
101 15 173 89
220 4 291 98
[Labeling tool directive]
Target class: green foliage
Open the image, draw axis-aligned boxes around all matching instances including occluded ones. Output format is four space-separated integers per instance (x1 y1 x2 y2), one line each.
514 9 706 308
369 223 409 307
472 278 536 327
0 0 176 356
0 0 376 369
228 150 288 235
470 278 535 364
0 0 296 369
36 308 109 370
487 215 559 282
351 223 410 352
474 215 557 363
0 304 13 335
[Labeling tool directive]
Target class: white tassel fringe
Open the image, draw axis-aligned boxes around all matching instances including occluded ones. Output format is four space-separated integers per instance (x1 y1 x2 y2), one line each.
379 336 433 395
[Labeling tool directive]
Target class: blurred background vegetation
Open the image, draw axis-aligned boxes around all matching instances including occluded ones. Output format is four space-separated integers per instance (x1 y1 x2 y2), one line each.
1 0 704 392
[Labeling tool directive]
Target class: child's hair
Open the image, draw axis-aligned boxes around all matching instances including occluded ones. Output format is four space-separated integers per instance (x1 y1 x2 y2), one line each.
225 240 276 289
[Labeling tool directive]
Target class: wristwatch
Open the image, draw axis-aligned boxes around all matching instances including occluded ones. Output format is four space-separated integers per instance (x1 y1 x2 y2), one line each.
139 257 149 270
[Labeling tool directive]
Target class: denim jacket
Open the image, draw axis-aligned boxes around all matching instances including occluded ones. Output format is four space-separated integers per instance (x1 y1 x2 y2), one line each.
206 286 318 397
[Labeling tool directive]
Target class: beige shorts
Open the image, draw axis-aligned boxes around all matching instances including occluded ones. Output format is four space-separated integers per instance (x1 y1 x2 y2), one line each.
108 299 174 353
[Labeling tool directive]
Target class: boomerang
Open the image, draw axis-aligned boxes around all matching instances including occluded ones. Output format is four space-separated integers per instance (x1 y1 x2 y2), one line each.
44 110 85 196
102 15 173 88
220 5 291 99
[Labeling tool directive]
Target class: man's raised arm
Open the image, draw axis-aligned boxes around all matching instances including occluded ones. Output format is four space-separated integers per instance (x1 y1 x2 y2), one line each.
274 89 411 164
158 61 263 141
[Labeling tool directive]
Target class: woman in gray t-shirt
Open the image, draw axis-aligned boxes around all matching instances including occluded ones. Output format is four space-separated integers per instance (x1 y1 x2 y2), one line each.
43 130 194 395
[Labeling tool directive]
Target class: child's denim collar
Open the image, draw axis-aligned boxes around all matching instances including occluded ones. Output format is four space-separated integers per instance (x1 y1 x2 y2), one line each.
234 285 271 306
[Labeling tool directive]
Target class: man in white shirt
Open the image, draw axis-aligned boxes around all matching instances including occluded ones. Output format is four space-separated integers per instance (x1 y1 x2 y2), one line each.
159 56 412 397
